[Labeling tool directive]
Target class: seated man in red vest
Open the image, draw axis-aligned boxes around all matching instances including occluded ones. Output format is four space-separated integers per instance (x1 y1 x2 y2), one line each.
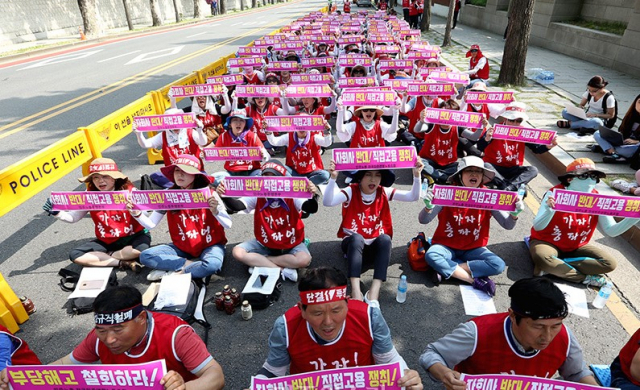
47 286 224 390
462 44 489 90
254 267 423 389
420 277 598 389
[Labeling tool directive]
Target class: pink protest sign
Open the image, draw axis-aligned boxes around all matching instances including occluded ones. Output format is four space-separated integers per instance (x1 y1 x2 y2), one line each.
379 59 413 70
203 147 263 161
341 25 361 32
235 85 282 98
285 84 333 97
237 46 267 56
221 177 312 198
7 360 166 390
207 73 244 86
51 191 129 211
308 36 336 45
129 189 212 211
432 185 518 212
492 125 556 145
251 362 403 390
332 147 416 171
383 79 410 91
301 57 336 68
338 77 376 88
368 35 394 43
406 82 456 96
419 66 453 77
264 115 325 131
337 36 364 45
428 71 470 84
411 43 438 51
253 39 279 48
274 41 305 51
407 51 438 60
340 90 397 106
227 57 262 68
338 56 372 67
553 189 640 218
423 108 485 128
460 373 618 390
169 83 223 98
465 91 515 104
374 45 401 54
267 61 299 71
291 73 333 84
133 113 197 131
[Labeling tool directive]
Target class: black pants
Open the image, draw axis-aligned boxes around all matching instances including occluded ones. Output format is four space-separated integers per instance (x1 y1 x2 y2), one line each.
403 8 410 22
486 164 538 191
341 234 391 281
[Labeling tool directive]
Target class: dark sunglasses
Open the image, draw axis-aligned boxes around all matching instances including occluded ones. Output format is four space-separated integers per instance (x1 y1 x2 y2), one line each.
576 173 600 180
362 109 376 113
508 118 524 123
470 49 478 52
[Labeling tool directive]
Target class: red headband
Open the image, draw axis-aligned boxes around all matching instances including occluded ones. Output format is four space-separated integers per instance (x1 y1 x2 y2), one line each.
300 286 348 305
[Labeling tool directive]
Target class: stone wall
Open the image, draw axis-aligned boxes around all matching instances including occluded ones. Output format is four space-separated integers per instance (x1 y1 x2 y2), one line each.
581 0 634 24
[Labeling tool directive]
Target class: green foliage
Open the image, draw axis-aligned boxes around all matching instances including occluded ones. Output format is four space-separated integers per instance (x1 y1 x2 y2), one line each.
563 19 627 35
467 0 487 6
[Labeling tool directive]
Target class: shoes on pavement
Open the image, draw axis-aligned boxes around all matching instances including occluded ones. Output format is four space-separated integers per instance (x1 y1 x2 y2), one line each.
472 276 496 297
582 274 607 287
281 268 298 282
611 179 633 193
146 269 173 281
603 153 627 163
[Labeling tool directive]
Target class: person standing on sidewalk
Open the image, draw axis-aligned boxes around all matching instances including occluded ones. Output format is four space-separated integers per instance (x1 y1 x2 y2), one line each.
453 0 461 29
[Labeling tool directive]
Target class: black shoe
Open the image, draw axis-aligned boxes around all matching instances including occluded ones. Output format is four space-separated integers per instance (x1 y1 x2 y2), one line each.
603 153 627 163
578 127 596 136
427 268 442 286
587 144 604 154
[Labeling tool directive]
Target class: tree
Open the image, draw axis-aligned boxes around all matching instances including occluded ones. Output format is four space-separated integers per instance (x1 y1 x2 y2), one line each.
172 0 182 22
220 0 227 14
77 0 101 38
122 0 134 30
194 0 203 18
498 0 535 86
420 0 431 31
252 0 257 8
441 0 455 46
150 0 163 26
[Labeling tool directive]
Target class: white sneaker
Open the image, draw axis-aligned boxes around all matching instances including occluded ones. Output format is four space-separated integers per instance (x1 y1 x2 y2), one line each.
146 269 171 282
364 290 380 310
281 268 298 282
583 274 607 287
611 179 632 193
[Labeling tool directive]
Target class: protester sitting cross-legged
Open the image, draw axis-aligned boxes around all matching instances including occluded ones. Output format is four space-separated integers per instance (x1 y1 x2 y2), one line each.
557 75 617 134
323 159 423 307
43 286 225 390
42 158 150 272
253 267 423 390
418 156 523 296
529 158 640 287
420 277 598 389
132 155 231 282
593 93 640 164
220 160 320 282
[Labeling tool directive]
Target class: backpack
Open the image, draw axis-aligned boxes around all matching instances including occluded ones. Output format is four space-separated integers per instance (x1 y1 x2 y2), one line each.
589 91 618 129
242 274 284 310
407 232 430 272
58 269 118 315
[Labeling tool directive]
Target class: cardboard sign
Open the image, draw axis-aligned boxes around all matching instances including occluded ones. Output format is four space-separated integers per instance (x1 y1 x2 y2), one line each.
221 177 312 198
285 84 333 97
290 73 334 84
423 108 484 128
235 85 282 98
207 73 244 86
492 125 555 145
169 83 223 98
465 91 516 104
460 373 618 390
133 113 197 131
553 189 640 218
203 147 263 161
338 77 376 88
267 61 299 71
406 82 456 96
432 185 518 212
428 71 470 84
300 57 336 68
340 90 397 106
379 59 413 70
332 147 416 170
227 57 262 68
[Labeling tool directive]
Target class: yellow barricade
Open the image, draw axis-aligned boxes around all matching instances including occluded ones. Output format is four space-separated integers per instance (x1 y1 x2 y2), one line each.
0 131 93 217
0 272 28 326
0 301 18 334
197 58 228 85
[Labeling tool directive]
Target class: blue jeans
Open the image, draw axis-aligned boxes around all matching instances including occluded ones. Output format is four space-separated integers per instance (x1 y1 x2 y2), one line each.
140 243 225 279
286 166 330 185
561 109 604 130
425 244 505 279
594 131 640 158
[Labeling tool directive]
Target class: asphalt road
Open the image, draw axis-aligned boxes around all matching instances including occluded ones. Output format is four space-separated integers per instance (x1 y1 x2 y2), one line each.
1 2 639 389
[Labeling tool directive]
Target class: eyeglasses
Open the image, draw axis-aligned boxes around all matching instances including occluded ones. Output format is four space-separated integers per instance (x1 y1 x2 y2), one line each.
362 109 376 113
575 173 600 180
587 87 601 93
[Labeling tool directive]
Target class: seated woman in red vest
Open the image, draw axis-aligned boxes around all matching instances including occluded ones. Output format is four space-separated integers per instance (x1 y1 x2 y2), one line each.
419 156 522 296
220 160 320 282
190 86 232 146
0 324 41 374
336 104 399 148
323 159 423 307
266 118 333 185
42 158 149 272
611 327 640 389
132 155 231 282
529 158 639 287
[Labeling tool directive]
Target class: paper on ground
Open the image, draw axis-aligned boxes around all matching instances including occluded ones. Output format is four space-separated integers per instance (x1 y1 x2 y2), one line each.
554 283 589 318
154 273 191 310
460 285 497 316
67 267 113 299
243 267 281 294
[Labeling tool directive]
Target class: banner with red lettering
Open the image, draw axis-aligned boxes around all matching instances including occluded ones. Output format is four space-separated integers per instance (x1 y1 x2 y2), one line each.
406 82 456 96
465 91 515 104
553 189 640 218
235 85 282 98
134 113 197 131
285 84 333 97
332 147 416 170
492 125 555 145
460 373 617 390
432 185 518 212
290 73 334 84
203 147 263 161
264 115 325 131
340 90 397 106
228 57 263 68
207 73 244 86
423 108 485 128
169 84 223 98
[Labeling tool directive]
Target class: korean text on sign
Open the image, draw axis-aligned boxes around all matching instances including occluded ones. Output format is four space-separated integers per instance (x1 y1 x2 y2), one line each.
492 125 555 145
221 177 312 199
133 113 197 131
432 185 518 212
553 189 640 218
460 373 618 390
332 147 416 171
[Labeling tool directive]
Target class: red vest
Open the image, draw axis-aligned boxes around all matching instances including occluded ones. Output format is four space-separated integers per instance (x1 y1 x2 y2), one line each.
402 0 409 8
530 185 599 252
0 325 41 365
284 300 374 374
351 119 385 148
469 55 490 80
619 328 640 386
407 97 433 140
215 130 263 172
243 72 263 85
483 139 525 167
338 185 394 239
286 133 324 174
254 198 305 250
166 207 227 258
455 313 570 378
418 125 458 166
90 209 145 245
343 1 350 12
161 129 203 166
432 203 491 250
247 104 280 141
195 111 222 129
379 1 387 10
97 313 198 382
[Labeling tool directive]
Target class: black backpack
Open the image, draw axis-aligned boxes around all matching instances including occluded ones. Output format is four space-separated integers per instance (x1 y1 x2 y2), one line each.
58 269 118 315
590 91 618 129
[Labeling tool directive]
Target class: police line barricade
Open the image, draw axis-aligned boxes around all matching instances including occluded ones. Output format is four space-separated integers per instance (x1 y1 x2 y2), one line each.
0 131 94 218
0 272 29 333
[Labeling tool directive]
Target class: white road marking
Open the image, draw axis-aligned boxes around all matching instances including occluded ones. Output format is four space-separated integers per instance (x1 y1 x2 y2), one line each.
96 50 141 63
18 50 103 70
187 32 208 38
125 45 186 65
231 22 243 26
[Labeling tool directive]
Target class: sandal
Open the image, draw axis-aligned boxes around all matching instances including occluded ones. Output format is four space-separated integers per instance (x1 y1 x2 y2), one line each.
556 120 570 128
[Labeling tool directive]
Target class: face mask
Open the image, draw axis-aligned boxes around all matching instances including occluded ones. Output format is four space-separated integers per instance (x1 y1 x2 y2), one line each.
567 177 597 193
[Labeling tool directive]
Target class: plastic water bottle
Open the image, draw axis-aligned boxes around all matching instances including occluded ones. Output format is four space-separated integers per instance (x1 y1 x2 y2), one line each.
592 282 613 309
420 179 429 199
517 184 526 198
396 275 407 303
